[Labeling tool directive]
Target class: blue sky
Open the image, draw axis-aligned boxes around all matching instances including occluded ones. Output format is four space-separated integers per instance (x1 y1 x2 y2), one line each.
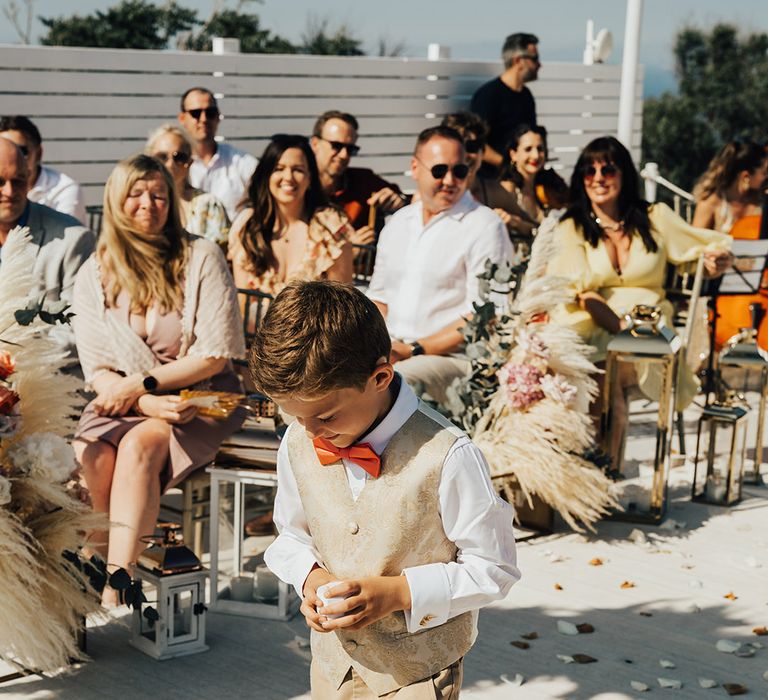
2 0 767 96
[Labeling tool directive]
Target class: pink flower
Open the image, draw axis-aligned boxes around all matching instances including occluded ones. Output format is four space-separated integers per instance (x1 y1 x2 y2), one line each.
497 362 545 410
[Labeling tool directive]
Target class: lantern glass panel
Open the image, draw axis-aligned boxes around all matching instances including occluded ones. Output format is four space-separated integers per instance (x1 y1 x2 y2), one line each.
169 585 198 644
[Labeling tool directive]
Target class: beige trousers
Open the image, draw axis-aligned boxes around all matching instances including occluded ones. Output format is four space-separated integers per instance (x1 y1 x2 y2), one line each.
395 355 470 406
310 658 463 699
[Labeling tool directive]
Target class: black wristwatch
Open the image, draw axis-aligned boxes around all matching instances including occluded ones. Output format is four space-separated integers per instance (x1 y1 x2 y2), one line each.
142 373 159 392
410 341 426 357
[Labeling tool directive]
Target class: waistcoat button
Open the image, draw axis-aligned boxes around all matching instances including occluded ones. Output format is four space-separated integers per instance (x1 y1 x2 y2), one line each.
343 640 358 652
348 521 360 535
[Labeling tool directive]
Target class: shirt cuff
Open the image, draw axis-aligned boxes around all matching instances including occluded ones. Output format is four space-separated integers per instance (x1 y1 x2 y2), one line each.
293 551 323 599
402 563 451 633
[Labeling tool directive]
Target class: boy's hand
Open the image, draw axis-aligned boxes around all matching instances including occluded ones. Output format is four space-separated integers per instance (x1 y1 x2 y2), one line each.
319 575 411 632
301 565 336 633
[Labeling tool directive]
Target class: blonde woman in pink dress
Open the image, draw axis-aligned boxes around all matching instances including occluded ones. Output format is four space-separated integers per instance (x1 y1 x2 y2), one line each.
228 134 353 306
72 154 245 605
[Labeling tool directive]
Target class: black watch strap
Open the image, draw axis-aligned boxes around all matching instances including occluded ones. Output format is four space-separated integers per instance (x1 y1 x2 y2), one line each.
410 341 426 356
142 373 159 392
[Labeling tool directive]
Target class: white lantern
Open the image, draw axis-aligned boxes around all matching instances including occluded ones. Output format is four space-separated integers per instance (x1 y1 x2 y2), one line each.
129 525 209 660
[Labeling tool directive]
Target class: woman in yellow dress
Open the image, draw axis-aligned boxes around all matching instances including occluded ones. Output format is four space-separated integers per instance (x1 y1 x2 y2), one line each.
547 137 731 452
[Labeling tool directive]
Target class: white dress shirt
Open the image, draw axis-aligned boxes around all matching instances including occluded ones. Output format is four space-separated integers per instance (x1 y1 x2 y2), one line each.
28 165 86 225
367 191 512 343
188 141 258 221
264 378 520 634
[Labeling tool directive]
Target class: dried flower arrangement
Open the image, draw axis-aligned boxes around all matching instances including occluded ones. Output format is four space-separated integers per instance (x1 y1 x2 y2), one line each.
446 215 618 531
0 227 103 674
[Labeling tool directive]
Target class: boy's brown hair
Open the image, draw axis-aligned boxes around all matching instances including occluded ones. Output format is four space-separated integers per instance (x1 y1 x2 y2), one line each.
249 280 392 398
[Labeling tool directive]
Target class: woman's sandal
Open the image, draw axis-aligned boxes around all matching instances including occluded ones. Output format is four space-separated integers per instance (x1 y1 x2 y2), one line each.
104 564 146 610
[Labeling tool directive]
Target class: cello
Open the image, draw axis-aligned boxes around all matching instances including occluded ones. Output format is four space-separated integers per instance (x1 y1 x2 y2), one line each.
715 215 768 349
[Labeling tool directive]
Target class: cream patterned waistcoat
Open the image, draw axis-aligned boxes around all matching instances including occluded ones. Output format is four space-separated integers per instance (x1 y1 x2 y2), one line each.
286 403 476 696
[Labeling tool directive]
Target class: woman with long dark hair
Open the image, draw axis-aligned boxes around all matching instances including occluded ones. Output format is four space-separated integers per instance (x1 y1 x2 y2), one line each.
228 134 353 298
547 137 731 451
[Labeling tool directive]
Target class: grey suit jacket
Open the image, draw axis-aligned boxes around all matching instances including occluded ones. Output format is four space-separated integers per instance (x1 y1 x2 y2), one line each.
2 201 96 359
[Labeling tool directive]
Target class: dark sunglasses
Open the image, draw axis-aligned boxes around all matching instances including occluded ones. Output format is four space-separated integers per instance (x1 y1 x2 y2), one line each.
520 53 541 64
464 139 483 154
185 107 219 121
17 144 29 157
154 150 191 165
583 164 619 181
418 158 470 181
319 137 360 156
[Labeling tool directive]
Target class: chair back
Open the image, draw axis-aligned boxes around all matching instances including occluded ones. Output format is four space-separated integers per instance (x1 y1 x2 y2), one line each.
235 288 275 418
86 205 103 235
352 243 376 286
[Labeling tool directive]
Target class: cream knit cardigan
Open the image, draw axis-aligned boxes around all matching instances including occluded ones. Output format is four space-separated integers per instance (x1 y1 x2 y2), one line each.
72 236 246 388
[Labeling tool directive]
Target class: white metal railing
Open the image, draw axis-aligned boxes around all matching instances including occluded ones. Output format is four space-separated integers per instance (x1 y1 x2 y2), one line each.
641 162 695 223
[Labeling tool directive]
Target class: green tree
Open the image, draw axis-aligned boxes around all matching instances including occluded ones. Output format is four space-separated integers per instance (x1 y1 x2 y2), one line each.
39 0 197 50
181 6 296 53
642 23 768 192
300 16 365 56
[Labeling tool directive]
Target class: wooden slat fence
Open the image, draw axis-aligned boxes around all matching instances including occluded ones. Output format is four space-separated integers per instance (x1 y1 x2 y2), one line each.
0 44 643 207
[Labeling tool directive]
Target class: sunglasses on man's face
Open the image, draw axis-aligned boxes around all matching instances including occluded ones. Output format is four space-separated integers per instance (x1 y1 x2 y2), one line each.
418 159 470 181
320 137 360 157
464 139 483 154
583 164 619 181
184 107 220 121
154 150 191 166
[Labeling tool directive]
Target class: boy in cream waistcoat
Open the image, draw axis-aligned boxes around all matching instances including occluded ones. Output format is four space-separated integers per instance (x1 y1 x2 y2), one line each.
253 281 520 699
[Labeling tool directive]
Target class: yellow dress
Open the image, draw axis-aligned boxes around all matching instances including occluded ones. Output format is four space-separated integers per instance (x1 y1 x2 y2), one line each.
547 203 731 406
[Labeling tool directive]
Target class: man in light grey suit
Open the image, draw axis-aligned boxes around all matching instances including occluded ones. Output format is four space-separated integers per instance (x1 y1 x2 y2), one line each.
0 137 95 355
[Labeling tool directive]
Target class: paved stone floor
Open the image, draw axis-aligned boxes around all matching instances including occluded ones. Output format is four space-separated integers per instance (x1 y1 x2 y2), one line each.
2 397 767 699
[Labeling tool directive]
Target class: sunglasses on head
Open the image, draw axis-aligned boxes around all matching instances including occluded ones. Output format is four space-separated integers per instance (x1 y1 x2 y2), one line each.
319 137 360 156
184 107 219 121
464 139 482 154
583 163 619 181
154 150 191 165
418 159 470 181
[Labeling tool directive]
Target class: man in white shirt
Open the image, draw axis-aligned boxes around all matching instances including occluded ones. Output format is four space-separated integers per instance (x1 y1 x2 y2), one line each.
367 125 512 404
178 87 257 221
0 116 87 225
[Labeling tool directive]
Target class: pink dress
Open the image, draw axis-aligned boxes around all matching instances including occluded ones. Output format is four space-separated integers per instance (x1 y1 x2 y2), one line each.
74 292 245 492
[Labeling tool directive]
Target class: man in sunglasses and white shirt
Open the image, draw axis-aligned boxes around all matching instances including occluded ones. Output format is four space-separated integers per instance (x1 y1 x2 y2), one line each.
310 110 406 245
368 126 512 406
178 87 257 221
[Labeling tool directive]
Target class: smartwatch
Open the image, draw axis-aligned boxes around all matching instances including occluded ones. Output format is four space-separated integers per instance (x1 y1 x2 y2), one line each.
410 341 426 357
142 373 159 392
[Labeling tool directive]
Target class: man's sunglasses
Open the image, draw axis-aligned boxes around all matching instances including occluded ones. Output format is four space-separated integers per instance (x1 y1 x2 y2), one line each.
184 107 220 121
520 53 541 64
319 137 360 156
154 150 191 165
583 163 619 181
464 139 483 154
416 157 469 181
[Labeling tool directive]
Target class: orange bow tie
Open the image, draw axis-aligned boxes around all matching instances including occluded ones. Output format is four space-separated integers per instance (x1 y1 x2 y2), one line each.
312 437 381 478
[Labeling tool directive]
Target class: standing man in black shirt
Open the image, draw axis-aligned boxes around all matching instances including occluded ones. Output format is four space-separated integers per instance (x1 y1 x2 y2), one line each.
470 32 540 176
